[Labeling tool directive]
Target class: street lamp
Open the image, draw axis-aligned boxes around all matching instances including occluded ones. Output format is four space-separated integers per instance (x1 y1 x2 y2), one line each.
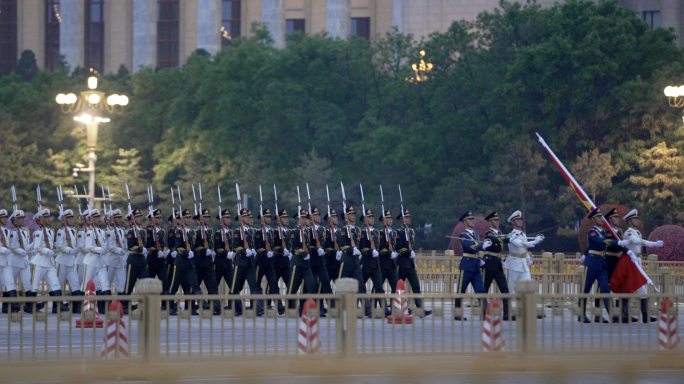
407 50 433 82
664 85 684 123
56 76 128 208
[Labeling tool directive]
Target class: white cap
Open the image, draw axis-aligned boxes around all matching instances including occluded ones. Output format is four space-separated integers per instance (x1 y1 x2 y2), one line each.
109 209 121 217
87 208 100 218
58 209 74 221
0 209 7 218
507 210 522 223
33 211 42 221
9 210 25 221
623 209 639 221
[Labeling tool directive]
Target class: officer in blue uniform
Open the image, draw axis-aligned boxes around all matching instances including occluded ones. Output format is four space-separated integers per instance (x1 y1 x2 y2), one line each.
578 207 634 323
454 210 492 321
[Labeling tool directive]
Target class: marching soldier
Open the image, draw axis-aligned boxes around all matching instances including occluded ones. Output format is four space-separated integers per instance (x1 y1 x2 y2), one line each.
336 205 371 317
146 209 170 298
166 210 180 304
603 208 636 323
287 208 316 312
323 209 341 285
1 209 21 313
482 211 511 320
31 209 68 313
9 209 41 313
230 208 263 316
395 208 431 316
54 209 82 313
123 208 149 312
192 208 220 314
454 210 491 321
105 209 127 306
82 208 110 313
307 207 332 315
577 207 635 323
75 211 91 292
623 209 663 323
169 209 203 315
359 208 386 316
255 208 283 314
377 209 399 311
214 208 240 314
504 211 543 294
272 209 291 312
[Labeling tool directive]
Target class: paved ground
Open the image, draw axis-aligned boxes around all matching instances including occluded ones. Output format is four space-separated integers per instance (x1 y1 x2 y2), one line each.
0 300 679 362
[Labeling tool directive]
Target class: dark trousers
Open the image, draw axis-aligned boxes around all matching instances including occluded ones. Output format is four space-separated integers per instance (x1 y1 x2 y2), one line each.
595 255 621 309
231 264 262 314
287 264 316 309
380 265 399 294
325 255 340 285
273 259 290 293
362 265 385 308
339 262 367 293
454 269 487 315
310 264 334 310
398 266 426 309
256 264 284 310
148 260 170 293
482 268 509 317
124 263 149 294
581 266 612 319
196 265 218 294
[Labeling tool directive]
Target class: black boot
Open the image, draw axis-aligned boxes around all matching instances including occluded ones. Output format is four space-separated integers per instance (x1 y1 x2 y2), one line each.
1 291 8 313
100 290 112 314
95 290 104 314
71 291 84 314
213 300 222 315
24 291 38 313
50 291 59 314
577 298 591 323
364 298 372 318
8 290 21 313
53 290 70 312
415 298 432 317
169 300 178 316
641 298 657 323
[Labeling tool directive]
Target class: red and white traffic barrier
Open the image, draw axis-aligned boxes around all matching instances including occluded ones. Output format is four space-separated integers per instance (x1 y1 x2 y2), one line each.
483 298 505 352
76 280 104 328
101 300 129 359
388 279 413 324
659 298 680 350
298 299 320 355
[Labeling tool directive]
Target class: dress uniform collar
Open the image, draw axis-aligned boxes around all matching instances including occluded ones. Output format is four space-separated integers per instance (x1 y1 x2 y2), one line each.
465 228 475 235
489 227 500 234
592 225 604 234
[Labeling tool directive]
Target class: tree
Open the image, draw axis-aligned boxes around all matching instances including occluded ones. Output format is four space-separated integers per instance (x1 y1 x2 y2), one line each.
14 50 38 81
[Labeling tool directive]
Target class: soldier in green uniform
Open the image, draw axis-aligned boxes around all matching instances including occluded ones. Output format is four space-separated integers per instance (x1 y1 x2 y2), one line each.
145 209 170 298
287 208 316 312
323 209 341 285
603 208 637 323
230 208 263 316
336 206 371 317
482 211 511 320
272 209 291 313
123 209 149 312
255 208 283 314
359 208 386 316
169 209 203 316
214 208 241 314
192 208 220 314
377 209 399 312
165 210 180 313
307 207 332 315
395 208 431 316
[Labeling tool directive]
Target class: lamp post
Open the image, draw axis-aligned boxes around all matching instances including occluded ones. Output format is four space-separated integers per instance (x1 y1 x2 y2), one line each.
664 85 684 123
405 50 433 83
56 76 128 208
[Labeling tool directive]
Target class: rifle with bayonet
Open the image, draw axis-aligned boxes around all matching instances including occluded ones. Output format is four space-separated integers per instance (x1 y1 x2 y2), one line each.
37 185 51 250
360 184 376 251
125 184 143 250
218 186 231 252
398 184 411 251
326 184 339 251
56 185 72 248
380 185 393 253
108 185 123 248
148 186 162 251
340 182 355 248
297 186 307 252
235 183 249 250
259 185 272 252
74 184 85 232
84 185 102 248
12 185 27 250
306 183 321 249
274 184 286 249
176 186 192 252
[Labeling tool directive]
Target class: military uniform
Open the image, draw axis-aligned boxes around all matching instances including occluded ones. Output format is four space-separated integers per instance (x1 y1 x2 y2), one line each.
169 209 203 314
323 209 341 284
146 209 170 294
1 209 21 313
214 209 239 313
166 211 179 292
482 211 511 319
454 210 488 320
230 208 263 316
336 206 366 293
307 208 332 297
9 210 41 312
81 209 110 302
358 209 385 313
255 208 282 313
504 211 543 293
104 210 127 298
377 210 399 296
124 209 149 296
272 209 292 295
287 209 316 310
31 209 68 312
192 209 219 305
394 208 430 315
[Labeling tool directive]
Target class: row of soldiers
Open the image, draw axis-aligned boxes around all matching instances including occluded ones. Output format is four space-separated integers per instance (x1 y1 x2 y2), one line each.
0 202 432 317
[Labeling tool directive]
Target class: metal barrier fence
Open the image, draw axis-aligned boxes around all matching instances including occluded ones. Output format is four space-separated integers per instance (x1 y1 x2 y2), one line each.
1 278 682 364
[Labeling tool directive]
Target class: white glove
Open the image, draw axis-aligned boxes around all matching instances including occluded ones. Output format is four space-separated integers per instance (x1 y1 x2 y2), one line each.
116 248 126 255
646 277 654 286
580 255 585 263
60 247 72 255
617 240 630 246
283 249 290 257
627 250 639 264
391 252 398 259
288 253 293 261
164 249 170 257
227 251 235 259
317 248 325 256
100 247 107 255
410 250 415 259
630 237 641 245
482 239 492 250
90 247 102 255
534 235 544 245
171 251 178 258
372 250 379 258
267 251 274 258
335 251 343 260
158 250 165 258
304 253 310 260
69 247 77 255
18 249 28 257
46 249 55 257
0 247 9 255
211 251 216 257
654 240 664 247
479 259 485 267
526 258 533 267
188 251 195 259
205 249 212 257
142 247 148 256
352 247 361 256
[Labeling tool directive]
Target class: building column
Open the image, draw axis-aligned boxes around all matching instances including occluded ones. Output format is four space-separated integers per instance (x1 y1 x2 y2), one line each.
262 0 284 48
105 0 133 74
197 0 220 55
17 0 45 69
133 0 156 72
661 0 681 35
392 0 403 33
326 0 349 39
60 0 85 71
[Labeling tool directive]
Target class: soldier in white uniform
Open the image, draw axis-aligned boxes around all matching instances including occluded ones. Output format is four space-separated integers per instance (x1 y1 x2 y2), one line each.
8 210 40 313
31 209 68 313
81 209 110 313
75 211 93 290
623 209 663 323
104 209 127 297
0 209 21 313
503 210 543 293
54 209 82 313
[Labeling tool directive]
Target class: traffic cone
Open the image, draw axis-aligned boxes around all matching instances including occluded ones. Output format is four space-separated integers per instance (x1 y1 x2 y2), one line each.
659 298 680 350
387 279 413 324
297 299 320 355
482 298 505 352
101 300 129 359
76 280 104 328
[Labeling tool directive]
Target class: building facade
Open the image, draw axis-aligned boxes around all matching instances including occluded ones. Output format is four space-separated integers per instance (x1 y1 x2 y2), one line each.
0 0 680 75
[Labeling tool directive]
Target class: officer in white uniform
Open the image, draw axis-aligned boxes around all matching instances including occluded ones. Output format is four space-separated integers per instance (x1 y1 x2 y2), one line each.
105 209 127 296
31 209 68 313
54 209 82 313
0 209 21 313
503 210 543 293
75 211 94 290
81 209 110 312
623 209 663 323
8 210 39 313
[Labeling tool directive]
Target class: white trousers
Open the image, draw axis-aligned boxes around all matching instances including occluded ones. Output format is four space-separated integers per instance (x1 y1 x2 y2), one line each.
507 270 531 293
32 265 61 292
57 264 80 293
107 265 126 293
12 267 32 292
1 266 15 291
81 265 109 292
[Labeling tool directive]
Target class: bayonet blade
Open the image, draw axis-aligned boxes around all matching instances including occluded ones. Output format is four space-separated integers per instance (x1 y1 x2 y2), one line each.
306 182 312 213
191 184 198 215
360 184 365 214
274 184 279 213
326 184 331 217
